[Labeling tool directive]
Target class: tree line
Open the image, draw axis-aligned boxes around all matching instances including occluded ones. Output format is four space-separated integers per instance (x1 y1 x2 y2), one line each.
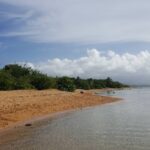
0 64 128 91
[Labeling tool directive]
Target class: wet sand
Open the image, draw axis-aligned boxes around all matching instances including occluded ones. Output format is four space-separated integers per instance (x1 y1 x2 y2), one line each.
0 89 119 130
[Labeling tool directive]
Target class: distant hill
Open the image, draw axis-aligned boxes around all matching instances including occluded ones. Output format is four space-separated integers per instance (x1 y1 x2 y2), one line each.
0 64 129 91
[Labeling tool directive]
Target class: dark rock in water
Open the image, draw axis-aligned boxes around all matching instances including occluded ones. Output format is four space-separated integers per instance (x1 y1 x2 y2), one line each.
25 123 32 127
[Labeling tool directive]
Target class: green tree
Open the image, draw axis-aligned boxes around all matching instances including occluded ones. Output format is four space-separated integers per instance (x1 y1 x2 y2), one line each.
0 70 15 90
30 71 52 90
105 77 113 87
0 64 129 91
3 64 31 78
57 77 76 92
14 77 33 90
74 77 90 90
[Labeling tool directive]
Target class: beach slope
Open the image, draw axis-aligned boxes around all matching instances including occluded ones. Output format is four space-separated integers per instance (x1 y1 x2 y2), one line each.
0 89 119 129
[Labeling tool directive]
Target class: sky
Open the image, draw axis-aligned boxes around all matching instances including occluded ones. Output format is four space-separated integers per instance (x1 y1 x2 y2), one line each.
1 0 150 84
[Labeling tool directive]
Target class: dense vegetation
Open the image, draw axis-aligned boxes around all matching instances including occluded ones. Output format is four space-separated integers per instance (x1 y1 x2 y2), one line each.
0 64 128 91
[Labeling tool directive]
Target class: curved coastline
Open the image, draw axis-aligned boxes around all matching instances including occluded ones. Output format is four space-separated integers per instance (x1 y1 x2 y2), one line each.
0 89 121 132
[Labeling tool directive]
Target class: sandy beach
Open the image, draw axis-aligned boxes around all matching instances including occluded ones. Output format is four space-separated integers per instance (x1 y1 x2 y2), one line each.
0 89 119 129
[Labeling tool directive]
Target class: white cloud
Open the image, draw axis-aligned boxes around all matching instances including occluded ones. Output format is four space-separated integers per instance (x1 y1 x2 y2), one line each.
22 49 150 84
1 0 150 43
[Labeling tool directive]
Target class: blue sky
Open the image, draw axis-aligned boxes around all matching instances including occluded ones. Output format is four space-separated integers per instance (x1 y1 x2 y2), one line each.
1 0 150 84
1 40 150 66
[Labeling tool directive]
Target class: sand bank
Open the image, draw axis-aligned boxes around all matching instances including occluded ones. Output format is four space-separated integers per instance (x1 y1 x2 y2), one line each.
0 89 120 129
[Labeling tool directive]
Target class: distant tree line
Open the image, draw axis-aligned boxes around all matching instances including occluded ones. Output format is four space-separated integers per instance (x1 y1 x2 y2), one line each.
0 64 128 92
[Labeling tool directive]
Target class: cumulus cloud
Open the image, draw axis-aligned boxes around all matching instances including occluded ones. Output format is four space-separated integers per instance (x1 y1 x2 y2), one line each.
1 0 150 43
22 49 150 85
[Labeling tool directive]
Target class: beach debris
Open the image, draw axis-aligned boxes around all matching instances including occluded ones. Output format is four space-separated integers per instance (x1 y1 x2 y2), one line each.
80 91 84 94
25 123 32 127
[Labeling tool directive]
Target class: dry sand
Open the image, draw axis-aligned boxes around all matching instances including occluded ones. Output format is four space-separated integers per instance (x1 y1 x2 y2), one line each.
0 89 120 129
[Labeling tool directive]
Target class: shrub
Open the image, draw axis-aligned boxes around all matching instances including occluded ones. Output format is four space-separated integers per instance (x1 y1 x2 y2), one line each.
57 77 76 92
14 77 33 90
0 71 15 90
3 64 31 78
0 64 128 91
74 77 90 90
30 71 52 90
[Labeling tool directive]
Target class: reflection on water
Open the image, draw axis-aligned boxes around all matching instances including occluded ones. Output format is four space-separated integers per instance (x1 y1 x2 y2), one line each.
1 88 150 150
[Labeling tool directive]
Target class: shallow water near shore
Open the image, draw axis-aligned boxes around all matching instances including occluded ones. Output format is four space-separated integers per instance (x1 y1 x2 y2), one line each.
1 88 150 150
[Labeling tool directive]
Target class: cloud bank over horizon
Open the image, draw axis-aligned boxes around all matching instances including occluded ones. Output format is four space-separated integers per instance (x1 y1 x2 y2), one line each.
22 49 150 85
1 0 150 43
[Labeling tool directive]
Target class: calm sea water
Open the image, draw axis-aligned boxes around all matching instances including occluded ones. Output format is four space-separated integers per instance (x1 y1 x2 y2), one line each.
1 88 150 150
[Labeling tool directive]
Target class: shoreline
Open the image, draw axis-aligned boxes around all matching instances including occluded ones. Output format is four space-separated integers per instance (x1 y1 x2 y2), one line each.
0 88 121 131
